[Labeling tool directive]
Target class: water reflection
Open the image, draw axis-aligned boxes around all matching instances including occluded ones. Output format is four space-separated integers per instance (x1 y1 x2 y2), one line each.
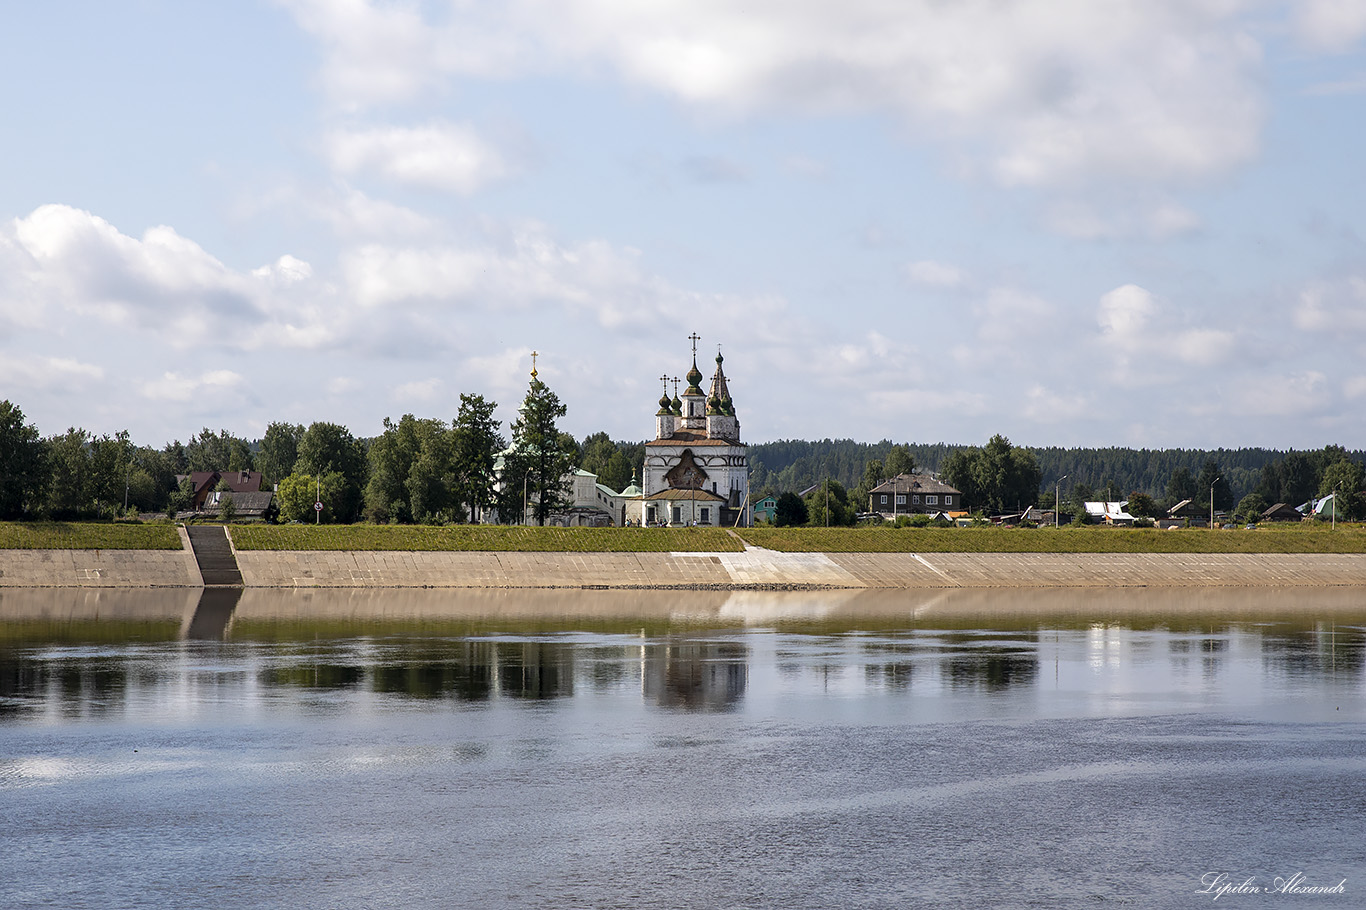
0 587 1364 721
643 641 747 711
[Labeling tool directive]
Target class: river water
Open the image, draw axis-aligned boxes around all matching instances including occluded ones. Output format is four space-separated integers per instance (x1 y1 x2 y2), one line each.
1 587 1363 909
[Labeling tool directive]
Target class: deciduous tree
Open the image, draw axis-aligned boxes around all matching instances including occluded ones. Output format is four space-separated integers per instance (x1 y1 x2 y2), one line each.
0 401 48 519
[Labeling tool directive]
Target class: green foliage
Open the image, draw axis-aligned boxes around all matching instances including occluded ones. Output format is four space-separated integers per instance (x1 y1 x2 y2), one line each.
1196 459 1235 513
256 422 304 487
277 471 348 524
0 522 181 550
0 401 48 519
296 423 366 522
774 491 808 527
578 431 643 493
1164 467 1197 508
736 526 1366 554
364 414 460 524
805 479 856 526
506 378 575 526
219 492 237 523
1235 493 1269 524
1320 459 1365 521
885 446 916 477
230 525 745 552
1125 492 1158 518
186 428 253 473
941 434 1041 514
453 394 504 522
167 477 195 517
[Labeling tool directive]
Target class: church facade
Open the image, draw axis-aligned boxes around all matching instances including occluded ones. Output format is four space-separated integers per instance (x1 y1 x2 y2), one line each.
633 342 750 527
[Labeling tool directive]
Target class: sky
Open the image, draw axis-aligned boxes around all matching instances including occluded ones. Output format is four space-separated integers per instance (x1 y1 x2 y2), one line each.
2 0 1365 451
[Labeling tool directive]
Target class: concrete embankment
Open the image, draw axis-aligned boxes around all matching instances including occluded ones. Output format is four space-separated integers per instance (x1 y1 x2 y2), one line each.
0 527 202 587
230 548 1366 589
4 533 1366 588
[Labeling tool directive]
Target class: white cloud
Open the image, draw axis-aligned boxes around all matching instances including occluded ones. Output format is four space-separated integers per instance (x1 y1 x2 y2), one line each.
975 287 1055 346
285 0 1267 188
3 205 336 351
1223 370 1328 417
0 355 104 392
1022 385 1092 422
1294 277 1366 332
1096 283 1235 383
141 370 244 403
1046 199 1201 240
1345 376 1366 399
392 378 444 402
906 260 966 288
1294 0 1366 53
1098 284 1158 340
340 220 786 335
326 122 511 194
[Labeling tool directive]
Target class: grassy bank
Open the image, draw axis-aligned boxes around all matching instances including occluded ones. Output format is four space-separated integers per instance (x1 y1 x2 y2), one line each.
229 524 745 552
0 522 182 550
6 520 1364 556
736 525 1366 554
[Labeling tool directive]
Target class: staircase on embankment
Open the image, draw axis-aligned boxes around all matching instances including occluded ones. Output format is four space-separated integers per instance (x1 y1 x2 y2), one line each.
186 525 243 587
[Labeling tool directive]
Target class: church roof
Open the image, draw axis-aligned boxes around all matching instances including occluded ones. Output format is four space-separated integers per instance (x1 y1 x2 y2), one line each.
643 488 727 502
646 434 741 447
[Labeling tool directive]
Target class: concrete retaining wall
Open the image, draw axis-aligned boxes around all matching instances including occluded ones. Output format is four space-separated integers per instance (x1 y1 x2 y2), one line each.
0 528 202 587
5 536 1366 589
231 548 1366 589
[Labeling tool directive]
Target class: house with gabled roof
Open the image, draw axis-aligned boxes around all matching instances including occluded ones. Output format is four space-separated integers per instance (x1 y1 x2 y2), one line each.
867 473 963 517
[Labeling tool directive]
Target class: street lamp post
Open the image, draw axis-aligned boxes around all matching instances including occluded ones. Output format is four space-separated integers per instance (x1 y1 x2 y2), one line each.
1056 474 1069 528
1210 476 1220 530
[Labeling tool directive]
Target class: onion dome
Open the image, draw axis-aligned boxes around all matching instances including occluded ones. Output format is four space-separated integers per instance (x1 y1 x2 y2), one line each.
684 356 704 396
657 392 673 416
671 394 683 415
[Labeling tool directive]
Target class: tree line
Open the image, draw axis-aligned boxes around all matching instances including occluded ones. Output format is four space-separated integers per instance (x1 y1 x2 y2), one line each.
0 381 582 525
3 392 1362 524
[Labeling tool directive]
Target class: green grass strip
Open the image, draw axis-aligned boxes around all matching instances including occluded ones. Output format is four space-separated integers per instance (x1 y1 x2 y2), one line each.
229 524 745 552
0 522 182 550
737 525 1366 554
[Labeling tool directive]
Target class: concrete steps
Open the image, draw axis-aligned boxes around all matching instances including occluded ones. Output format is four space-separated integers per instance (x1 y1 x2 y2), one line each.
186 525 243 587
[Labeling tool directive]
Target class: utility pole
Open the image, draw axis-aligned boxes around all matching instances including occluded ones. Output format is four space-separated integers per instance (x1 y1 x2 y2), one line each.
1056 474 1069 528
1210 476 1220 530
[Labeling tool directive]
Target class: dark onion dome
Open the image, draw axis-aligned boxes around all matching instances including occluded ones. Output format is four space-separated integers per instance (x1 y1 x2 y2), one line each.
706 393 722 415
657 392 673 416
684 357 704 395
671 394 683 415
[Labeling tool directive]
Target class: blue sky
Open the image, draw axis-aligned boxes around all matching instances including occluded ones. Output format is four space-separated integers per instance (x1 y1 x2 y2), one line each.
2 0 1365 450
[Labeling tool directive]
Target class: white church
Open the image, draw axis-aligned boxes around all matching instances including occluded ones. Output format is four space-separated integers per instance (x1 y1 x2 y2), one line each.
528 337 751 527
633 339 750 527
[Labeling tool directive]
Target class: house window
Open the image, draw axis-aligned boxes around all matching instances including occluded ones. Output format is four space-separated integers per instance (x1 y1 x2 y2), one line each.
700 508 710 524
880 495 888 505
647 506 656 524
926 495 938 505
911 495 920 504
672 507 681 523
896 494 906 505
944 495 953 506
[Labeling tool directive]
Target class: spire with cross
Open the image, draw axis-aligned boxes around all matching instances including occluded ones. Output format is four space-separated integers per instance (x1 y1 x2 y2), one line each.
530 350 538 380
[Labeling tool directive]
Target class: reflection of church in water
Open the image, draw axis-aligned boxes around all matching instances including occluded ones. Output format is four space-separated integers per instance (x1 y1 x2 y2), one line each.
634 334 751 528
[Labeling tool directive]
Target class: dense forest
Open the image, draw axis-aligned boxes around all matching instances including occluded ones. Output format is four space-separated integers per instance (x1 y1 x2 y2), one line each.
4 388 1364 524
745 438 1366 505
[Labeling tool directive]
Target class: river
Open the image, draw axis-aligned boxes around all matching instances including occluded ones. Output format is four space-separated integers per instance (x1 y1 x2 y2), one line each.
2 587 1362 909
